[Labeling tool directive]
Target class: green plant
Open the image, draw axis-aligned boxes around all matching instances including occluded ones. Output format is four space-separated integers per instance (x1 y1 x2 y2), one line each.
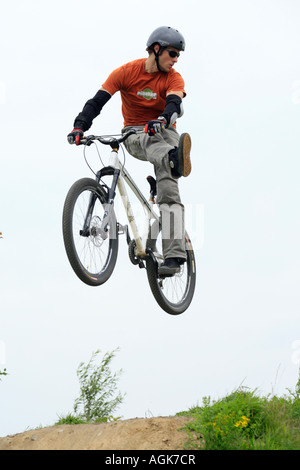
178 375 300 450
183 388 267 450
0 368 7 381
56 349 125 424
56 414 86 425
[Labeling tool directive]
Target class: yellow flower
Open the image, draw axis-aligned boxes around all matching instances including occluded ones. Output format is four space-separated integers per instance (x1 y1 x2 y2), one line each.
234 416 250 428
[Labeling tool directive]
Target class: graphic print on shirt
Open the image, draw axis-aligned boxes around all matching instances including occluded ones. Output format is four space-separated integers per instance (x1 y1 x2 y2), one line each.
137 88 157 100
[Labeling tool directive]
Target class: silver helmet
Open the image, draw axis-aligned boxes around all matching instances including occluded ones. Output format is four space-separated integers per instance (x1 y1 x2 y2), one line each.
147 26 185 51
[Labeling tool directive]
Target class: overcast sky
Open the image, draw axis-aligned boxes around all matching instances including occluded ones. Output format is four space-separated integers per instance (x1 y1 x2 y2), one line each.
1 0 300 437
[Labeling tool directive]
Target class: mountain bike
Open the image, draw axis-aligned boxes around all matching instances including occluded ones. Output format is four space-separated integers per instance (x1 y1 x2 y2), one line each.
62 130 196 315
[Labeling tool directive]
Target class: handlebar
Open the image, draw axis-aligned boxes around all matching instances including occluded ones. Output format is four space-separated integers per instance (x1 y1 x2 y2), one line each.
80 129 140 148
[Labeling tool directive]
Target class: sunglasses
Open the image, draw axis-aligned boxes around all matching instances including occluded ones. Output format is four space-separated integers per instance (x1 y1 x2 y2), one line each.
166 49 180 58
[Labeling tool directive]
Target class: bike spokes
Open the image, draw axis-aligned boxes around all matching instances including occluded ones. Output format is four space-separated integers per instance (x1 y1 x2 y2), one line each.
63 178 118 286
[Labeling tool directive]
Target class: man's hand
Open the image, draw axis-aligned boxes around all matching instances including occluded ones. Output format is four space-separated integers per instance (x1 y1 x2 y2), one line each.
67 128 84 145
144 119 166 136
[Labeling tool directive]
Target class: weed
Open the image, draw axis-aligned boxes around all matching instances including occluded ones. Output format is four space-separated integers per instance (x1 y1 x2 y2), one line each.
0 369 7 381
178 376 300 450
55 349 125 425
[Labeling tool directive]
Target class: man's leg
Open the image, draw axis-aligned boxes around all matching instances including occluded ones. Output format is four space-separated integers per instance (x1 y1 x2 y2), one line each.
123 127 187 269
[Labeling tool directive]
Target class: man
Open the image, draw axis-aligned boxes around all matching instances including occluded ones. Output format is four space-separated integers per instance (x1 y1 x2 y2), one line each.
67 26 191 276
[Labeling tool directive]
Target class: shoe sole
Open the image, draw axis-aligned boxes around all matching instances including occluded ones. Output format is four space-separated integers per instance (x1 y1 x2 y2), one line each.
158 267 180 277
178 133 192 177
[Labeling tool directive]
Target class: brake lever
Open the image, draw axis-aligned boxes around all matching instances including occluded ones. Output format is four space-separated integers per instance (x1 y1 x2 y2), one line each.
80 135 95 146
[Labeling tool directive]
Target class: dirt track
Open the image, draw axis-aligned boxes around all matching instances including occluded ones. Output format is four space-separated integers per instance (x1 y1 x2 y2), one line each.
0 416 197 450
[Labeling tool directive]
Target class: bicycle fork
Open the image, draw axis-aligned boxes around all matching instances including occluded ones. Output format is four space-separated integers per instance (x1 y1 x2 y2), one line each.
98 167 120 241
77 164 117 242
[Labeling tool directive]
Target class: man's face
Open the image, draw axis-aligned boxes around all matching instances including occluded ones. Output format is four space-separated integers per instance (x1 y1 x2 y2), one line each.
155 45 180 72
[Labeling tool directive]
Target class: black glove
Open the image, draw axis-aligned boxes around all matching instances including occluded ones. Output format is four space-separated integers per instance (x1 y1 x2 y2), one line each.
144 119 166 136
67 128 84 145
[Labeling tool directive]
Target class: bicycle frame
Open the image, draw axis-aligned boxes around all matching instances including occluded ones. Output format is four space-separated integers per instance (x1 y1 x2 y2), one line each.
97 145 160 258
63 130 196 314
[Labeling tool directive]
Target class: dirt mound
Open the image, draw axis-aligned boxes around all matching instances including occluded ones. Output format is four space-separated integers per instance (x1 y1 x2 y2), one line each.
0 416 196 450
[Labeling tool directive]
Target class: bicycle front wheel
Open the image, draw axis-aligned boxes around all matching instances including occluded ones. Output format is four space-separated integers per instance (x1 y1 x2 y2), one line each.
146 220 196 315
62 178 118 286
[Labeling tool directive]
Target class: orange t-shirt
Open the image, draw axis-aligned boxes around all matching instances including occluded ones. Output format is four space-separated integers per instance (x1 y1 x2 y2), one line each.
102 58 186 127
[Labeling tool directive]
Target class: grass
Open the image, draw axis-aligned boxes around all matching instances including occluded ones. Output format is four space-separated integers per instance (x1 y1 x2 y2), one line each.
177 376 300 450
55 413 120 425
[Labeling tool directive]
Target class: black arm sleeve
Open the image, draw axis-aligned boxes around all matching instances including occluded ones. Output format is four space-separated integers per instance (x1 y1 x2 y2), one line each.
158 94 183 127
73 89 111 131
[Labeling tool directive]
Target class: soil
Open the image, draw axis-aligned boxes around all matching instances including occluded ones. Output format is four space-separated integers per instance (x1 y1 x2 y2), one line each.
0 416 199 451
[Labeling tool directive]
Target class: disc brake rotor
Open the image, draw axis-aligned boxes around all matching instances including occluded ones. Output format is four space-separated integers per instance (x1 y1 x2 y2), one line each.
89 216 105 247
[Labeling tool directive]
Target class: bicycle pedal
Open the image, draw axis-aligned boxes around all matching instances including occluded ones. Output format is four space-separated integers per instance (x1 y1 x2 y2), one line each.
118 223 128 236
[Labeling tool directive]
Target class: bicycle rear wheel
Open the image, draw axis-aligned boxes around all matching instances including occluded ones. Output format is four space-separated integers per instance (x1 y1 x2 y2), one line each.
146 220 196 315
62 178 118 286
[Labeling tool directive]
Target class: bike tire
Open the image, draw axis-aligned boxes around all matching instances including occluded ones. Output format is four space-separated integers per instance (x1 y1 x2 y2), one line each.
62 178 118 286
146 220 196 315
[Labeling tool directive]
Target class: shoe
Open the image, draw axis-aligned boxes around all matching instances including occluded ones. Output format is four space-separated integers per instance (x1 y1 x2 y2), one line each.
169 133 192 178
158 258 181 276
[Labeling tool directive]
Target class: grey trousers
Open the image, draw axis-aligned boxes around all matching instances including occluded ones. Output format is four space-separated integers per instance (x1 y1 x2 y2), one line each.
123 126 186 260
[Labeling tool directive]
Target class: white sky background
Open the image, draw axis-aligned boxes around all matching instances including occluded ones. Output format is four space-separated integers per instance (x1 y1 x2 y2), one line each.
1 0 300 436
